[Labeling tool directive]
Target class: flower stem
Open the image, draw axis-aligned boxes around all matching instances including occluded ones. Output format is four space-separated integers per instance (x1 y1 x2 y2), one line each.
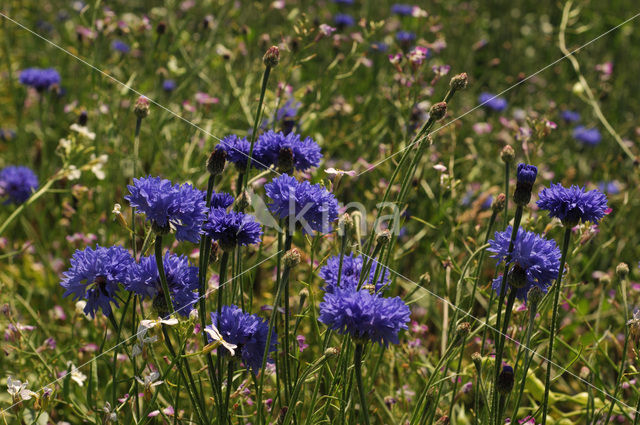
510 300 538 419
242 65 272 190
541 227 571 425
354 343 371 425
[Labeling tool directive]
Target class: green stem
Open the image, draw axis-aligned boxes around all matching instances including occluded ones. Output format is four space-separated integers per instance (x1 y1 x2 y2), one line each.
242 65 272 189
541 227 571 425
493 290 516 425
510 302 539 420
354 344 371 425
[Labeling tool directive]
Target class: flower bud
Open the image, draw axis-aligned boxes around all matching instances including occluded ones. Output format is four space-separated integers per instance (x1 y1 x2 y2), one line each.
376 229 391 246
453 322 470 346
616 262 629 280
207 149 227 176
419 272 431 286
189 309 199 322
429 101 447 121
235 190 251 212
500 145 515 164
283 248 301 268
492 193 506 213
449 72 468 91
134 96 150 119
78 110 88 126
277 147 294 174
156 21 166 35
496 364 514 394
471 352 482 370
299 287 309 301
324 347 339 357
527 286 544 308
513 163 537 206
600 274 611 286
338 213 354 236
263 46 280 67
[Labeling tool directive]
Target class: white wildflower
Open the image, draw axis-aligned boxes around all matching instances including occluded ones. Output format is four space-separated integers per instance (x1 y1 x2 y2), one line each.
6 376 37 401
204 324 237 356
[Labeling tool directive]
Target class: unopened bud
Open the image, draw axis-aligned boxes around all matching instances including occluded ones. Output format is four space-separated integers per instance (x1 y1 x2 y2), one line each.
189 309 199 322
1 303 10 317
299 287 309 301
579 366 590 380
156 21 166 35
207 148 227 176
471 352 482 370
263 46 280 67
324 347 339 357
419 272 431 286
449 72 468 91
600 275 611 286
429 101 447 121
134 96 150 119
235 190 251 212
283 248 301 268
500 145 515 164
616 263 630 280
277 147 294 174
454 322 470 346
376 229 391 245
492 193 506 213
496 365 514 394
513 163 538 206
78 110 88 126
527 286 544 308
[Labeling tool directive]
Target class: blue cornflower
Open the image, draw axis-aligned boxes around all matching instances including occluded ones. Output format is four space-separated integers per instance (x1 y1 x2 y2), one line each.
318 285 410 346
210 191 235 209
265 174 339 234
537 183 608 226
263 99 301 134
560 110 580 123
597 181 620 195
111 40 130 54
207 306 277 374
319 253 390 293
214 135 252 170
255 130 322 172
478 92 508 112
126 252 199 316
514 163 538 206
391 4 413 16
201 208 262 251
334 13 355 28
60 245 135 317
0 166 39 204
488 226 561 302
162 79 176 92
370 42 389 53
332 0 355 4
19 68 61 91
396 30 416 43
125 176 207 243
572 126 602 146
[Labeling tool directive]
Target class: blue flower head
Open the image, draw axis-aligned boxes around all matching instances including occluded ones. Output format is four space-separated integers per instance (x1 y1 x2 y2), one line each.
318 285 410 346
319 253 390 294
334 13 355 28
0 166 39 204
488 226 561 302
597 181 620 195
391 4 413 16
478 92 507 112
513 163 537 206
19 68 61 91
262 99 301 135
201 208 263 251
265 174 339 234
125 176 207 243
210 191 235 209
537 183 608 226
111 39 130 54
60 245 134 317
126 252 199 316
572 126 602 146
163 79 176 92
396 31 416 43
516 163 537 184
207 306 277 374
215 135 252 170
560 110 580 123
255 130 322 173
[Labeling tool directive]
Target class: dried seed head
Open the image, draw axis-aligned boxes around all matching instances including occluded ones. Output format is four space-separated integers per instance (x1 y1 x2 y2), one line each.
263 46 280 67
376 229 391 245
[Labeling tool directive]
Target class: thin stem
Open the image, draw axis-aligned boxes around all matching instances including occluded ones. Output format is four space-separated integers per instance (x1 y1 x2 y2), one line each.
242 65 272 190
510 302 539 420
541 227 571 425
354 344 371 425
154 235 174 313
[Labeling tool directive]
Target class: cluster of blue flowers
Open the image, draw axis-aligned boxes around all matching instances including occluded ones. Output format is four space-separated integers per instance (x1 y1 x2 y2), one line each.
202 207 263 251
0 166 39 204
489 226 561 302
19 68 61 91
559 109 602 146
265 174 339 234
215 130 322 173
319 253 390 294
207 306 277 374
478 92 508 112
319 284 410 346
125 176 208 243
